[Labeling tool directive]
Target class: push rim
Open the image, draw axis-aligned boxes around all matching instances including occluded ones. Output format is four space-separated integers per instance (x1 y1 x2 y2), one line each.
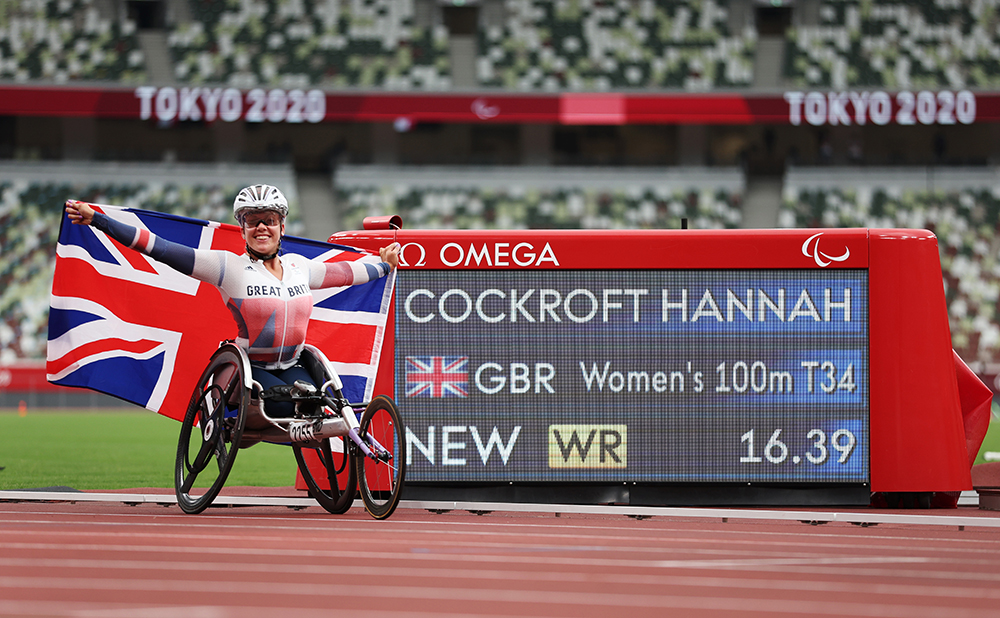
356 395 406 519
175 346 248 514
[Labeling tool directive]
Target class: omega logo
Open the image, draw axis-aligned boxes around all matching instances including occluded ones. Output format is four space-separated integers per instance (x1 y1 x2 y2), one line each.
399 243 427 267
398 242 559 268
440 242 559 268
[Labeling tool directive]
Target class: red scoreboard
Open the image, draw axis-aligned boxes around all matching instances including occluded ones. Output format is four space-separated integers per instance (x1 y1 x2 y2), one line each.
331 225 992 506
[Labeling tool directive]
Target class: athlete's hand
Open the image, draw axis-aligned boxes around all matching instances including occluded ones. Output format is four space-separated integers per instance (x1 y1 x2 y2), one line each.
65 200 95 226
380 242 400 270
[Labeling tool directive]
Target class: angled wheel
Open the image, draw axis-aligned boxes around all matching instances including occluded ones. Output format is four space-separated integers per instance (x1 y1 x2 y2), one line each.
175 345 249 514
356 395 406 520
293 437 357 514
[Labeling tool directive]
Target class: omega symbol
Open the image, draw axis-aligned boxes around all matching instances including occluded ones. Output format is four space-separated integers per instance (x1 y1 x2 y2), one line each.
399 242 427 267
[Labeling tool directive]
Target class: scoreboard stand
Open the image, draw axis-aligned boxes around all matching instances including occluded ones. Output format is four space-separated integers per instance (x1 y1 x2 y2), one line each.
331 225 992 508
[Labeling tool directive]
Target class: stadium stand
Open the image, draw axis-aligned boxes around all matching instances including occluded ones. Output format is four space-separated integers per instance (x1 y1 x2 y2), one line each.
780 166 1000 365
0 0 146 83
0 162 298 362
8 0 1000 93
168 0 451 89
163 0 758 90
477 0 757 90
334 165 744 230
784 0 1000 89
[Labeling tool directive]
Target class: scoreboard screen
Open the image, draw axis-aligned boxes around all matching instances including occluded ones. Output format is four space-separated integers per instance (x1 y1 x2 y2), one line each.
395 268 869 485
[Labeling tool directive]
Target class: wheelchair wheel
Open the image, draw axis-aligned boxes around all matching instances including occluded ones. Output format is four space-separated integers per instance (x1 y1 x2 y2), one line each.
356 395 406 520
175 345 249 514
293 437 357 515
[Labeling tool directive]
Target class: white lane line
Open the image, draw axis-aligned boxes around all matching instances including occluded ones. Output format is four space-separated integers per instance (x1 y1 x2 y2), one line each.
0 539 987 584
0 600 545 618
4 525 999 568
3 555 997 599
3 513 998 557
0 575 994 618
0 537 974 566
1 492 996 528
3 508 999 556
72 606 556 618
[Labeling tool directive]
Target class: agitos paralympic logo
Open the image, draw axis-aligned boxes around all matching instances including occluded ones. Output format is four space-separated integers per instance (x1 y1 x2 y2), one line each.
801 233 851 268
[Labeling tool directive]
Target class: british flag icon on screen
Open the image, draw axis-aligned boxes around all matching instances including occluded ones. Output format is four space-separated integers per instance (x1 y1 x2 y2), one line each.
405 356 469 398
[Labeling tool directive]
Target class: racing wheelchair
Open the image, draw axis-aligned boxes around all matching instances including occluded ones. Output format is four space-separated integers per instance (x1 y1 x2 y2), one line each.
173 341 406 519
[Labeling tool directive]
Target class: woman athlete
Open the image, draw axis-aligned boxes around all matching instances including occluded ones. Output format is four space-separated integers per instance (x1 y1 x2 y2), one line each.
65 184 399 417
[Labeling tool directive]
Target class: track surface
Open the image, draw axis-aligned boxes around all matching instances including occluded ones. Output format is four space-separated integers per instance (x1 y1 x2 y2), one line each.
2 495 1000 617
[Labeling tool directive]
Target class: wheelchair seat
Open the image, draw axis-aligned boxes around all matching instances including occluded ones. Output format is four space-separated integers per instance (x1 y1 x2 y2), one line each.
250 344 344 425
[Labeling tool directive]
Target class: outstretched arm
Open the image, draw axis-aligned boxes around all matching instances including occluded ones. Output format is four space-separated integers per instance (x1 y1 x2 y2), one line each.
308 243 400 289
306 249 396 291
64 199 200 277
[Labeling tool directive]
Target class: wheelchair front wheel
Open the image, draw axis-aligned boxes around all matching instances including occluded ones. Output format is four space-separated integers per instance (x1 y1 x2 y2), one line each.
356 395 406 520
175 346 249 514
293 437 357 514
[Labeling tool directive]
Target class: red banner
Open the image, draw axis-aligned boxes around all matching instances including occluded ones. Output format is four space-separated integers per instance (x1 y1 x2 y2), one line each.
2 84 996 126
0 364 63 392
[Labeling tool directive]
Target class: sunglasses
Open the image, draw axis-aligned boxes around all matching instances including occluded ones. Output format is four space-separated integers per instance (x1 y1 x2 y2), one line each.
243 213 282 228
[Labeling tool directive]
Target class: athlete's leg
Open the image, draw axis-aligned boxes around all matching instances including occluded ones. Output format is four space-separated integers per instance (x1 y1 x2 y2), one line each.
250 364 317 418
251 365 293 417
273 364 315 389
276 364 322 415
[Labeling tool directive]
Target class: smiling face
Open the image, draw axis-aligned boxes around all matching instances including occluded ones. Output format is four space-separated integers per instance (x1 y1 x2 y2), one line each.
241 210 285 256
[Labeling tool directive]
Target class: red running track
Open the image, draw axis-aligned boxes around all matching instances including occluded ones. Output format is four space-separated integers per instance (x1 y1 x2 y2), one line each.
1 499 1000 618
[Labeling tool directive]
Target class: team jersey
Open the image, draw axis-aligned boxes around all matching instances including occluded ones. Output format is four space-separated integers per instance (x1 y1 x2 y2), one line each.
92 211 391 370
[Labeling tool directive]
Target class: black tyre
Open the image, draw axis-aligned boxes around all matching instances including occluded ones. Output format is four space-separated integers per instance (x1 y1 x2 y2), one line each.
293 436 357 514
356 395 406 519
175 345 249 514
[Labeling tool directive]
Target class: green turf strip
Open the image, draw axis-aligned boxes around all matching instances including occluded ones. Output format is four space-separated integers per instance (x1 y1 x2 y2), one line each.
0 410 297 490
975 418 1000 466
5 409 1000 491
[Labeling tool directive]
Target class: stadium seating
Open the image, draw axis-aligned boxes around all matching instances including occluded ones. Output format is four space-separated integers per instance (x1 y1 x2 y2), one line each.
784 0 1000 89
168 0 451 89
780 166 1000 365
0 0 146 82
10 0 1000 92
334 165 744 230
165 0 756 90
477 0 757 90
0 162 298 363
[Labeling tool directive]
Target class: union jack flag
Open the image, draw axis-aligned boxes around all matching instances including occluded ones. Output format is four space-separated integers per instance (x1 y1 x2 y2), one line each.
47 206 395 421
405 356 469 398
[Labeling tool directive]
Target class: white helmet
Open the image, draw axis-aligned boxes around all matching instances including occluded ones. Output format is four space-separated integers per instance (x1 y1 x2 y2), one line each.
233 184 289 223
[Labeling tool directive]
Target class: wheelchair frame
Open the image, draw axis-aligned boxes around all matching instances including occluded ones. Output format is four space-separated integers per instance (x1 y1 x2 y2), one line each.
174 341 406 519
